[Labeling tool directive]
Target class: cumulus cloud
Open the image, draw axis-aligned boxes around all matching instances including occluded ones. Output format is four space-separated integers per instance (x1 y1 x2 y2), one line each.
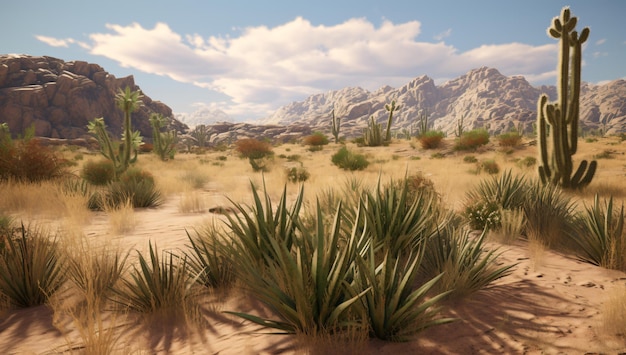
434 28 452 41
35 35 74 48
37 17 558 120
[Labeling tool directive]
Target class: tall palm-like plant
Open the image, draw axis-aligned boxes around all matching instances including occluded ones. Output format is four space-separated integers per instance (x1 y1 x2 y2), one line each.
116 87 144 170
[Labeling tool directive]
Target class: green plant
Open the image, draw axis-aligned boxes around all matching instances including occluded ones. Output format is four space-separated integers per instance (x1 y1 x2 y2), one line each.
479 159 500 175
430 152 445 159
190 124 212 148
0 224 66 308
331 109 342 144
363 116 384 147
81 159 116 186
102 168 162 209
517 156 537 169
537 7 596 189
112 242 193 313
286 166 310 183
185 228 234 288
465 170 528 212
149 113 177 161
420 228 516 299
594 150 614 159
416 109 430 137
497 131 522 147
331 147 369 171
464 201 501 231
418 130 445 149
356 248 453 341
463 155 478 163
454 129 490 151
226 199 367 335
384 100 400 142
574 195 626 271
453 115 466 138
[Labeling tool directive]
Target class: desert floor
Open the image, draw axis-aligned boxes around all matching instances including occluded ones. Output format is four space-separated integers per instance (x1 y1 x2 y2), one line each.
2 136 626 354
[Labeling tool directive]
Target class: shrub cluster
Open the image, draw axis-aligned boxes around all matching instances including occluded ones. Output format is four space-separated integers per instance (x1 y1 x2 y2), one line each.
497 132 522 147
235 138 273 160
81 159 116 186
454 129 490 151
302 132 329 151
418 130 445 149
331 146 369 171
0 139 67 182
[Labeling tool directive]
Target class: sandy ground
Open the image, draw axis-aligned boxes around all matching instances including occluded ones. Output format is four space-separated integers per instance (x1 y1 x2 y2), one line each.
3 136 626 354
2 188 626 355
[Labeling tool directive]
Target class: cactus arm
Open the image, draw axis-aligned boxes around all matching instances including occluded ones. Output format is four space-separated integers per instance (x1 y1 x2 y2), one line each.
331 109 341 144
537 95 551 180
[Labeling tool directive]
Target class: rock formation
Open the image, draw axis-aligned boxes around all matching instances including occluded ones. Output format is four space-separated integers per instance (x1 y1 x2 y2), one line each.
263 67 625 137
0 54 187 140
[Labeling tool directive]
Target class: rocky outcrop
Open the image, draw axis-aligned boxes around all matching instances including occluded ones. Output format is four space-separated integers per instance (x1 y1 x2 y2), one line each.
262 67 625 137
0 55 187 140
201 121 313 145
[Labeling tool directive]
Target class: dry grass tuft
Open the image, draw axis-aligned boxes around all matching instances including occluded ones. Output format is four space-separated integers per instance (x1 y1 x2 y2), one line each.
104 199 136 235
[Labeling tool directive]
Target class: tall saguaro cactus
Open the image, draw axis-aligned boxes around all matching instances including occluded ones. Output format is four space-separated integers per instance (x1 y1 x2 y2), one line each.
537 7 596 189
330 109 341 144
384 100 400 142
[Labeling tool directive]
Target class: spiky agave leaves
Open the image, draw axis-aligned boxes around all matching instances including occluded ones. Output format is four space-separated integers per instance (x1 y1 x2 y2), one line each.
226 200 370 335
356 245 454 341
0 224 66 308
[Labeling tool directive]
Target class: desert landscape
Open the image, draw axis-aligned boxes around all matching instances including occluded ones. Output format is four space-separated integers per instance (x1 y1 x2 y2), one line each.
2 132 626 354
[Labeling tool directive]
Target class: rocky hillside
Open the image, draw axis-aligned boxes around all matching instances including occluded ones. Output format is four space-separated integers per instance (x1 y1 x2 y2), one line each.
0 55 187 140
263 67 626 137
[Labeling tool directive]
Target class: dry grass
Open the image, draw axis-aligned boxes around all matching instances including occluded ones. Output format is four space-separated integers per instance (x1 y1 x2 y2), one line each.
527 232 548 271
602 284 626 339
490 208 526 244
104 199 136 235
178 190 207 213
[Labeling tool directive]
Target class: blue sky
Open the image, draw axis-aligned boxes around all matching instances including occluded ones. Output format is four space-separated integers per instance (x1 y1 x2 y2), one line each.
2 1 625 121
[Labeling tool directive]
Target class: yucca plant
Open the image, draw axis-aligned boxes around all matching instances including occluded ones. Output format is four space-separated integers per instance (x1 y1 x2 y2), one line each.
223 180 303 266
112 242 194 313
465 170 528 211
184 227 234 288
420 228 515 300
356 247 454 341
0 224 66 308
362 177 449 256
226 201 369 335
574 195 626 271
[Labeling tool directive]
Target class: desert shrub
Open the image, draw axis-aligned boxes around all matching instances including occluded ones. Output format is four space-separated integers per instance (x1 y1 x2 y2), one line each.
0 225 66 308
286 166 310 183
139 142 153 153
517 156 537 168
102 168 162 209
479 159 500 174
497 132 522 147
181 170 209 189
418 130 445 149
594 150 614 159
430 152 445 159
454 129 490 151
302 132 329 150
235 138 273 160
0 139 67 182
573 195 626 271
112 243 194 313
420 228 515 299
81 159 116 186
464 201 501 231
523 181 577 249
331 147 369 171
463 155 477 163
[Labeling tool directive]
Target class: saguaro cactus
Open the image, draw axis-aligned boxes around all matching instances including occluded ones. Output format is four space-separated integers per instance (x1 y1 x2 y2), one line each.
364 116 383 146
149 113 177 161
330 109 341 144
384 100 400 142
537 7 595 189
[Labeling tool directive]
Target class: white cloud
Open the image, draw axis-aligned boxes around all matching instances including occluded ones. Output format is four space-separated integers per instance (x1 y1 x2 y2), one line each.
595 38 606 45
35 35 73 48
37 18 558 120
434 28 452 41
592 51 609 59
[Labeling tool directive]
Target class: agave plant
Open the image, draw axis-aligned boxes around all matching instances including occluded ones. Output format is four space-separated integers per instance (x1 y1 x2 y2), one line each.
0 224 66 308
226 201 369 335
356 246 454 341
420 228 516 300
223 180 303 266
184 227 234 288
574 195 626 271
112 242 194 313
465 170 528 212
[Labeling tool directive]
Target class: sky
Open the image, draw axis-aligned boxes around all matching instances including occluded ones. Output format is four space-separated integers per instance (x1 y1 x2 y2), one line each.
2 1 625 122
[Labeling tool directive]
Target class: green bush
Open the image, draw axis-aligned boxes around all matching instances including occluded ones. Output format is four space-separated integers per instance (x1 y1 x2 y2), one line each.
81 159 116 186
286 166 310 183
463 155 478 163
496 132 522 147
418 130 445 149
479 159 500 174
102 168 162 209
185 228 234 289
455 129 490 151
0 225 66 308
331 147 369 171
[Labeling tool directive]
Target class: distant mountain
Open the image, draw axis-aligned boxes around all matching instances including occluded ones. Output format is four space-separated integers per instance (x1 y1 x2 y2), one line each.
175 107 232 128
0 54 187 140
262 67 626 137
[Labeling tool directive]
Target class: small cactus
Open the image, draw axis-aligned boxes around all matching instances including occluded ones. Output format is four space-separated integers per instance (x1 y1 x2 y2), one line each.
384 100 400 142
330 109 341 144
364 116 384 146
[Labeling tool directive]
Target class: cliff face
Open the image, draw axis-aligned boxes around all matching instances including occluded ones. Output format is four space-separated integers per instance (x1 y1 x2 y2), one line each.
0 55 187 139
263 67 625 136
